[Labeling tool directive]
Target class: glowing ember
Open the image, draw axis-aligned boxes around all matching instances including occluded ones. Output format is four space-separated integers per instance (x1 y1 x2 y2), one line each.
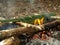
40 31 48 40
32 30 53 41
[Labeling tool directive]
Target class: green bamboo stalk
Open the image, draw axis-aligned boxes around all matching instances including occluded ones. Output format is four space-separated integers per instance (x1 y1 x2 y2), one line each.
0 13 56 23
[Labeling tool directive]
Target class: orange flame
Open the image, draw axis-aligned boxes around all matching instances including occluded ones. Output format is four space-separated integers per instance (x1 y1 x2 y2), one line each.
34 17 44 25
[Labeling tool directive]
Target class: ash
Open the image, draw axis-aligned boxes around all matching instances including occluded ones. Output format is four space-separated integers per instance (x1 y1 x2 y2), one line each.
26 37 60 45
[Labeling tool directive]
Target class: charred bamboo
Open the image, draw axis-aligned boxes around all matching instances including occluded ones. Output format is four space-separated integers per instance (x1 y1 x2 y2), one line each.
44 20 60 29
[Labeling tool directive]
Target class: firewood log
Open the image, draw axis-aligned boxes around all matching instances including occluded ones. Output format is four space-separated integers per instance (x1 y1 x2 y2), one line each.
0 27 35 39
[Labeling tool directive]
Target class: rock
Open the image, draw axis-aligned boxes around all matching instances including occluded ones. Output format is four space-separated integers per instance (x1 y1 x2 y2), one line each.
0 36 20 45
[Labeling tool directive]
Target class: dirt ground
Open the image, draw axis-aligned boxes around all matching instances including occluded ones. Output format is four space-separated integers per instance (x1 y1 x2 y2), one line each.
0 0 60 19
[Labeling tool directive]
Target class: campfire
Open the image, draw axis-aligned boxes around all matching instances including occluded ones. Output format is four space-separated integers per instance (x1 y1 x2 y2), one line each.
32 17 53 41
0 15 60 45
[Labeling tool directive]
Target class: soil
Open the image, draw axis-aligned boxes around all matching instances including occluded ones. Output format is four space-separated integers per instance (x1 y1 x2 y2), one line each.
0 0 60 19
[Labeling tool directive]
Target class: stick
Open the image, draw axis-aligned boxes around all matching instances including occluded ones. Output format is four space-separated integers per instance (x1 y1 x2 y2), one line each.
0 27 35 39
15 22 44 30
51 16 60 19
